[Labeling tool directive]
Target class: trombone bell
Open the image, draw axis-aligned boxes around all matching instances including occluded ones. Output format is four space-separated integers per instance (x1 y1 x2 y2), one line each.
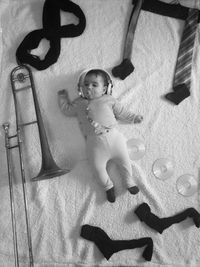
32 165 69 181
10 65 69 181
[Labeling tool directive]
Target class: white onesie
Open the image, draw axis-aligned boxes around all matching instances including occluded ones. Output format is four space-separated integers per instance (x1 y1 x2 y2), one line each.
58 93 138 190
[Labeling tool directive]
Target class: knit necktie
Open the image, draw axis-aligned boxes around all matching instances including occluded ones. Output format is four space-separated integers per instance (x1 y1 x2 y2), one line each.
165 8 199 105
112 0 143 80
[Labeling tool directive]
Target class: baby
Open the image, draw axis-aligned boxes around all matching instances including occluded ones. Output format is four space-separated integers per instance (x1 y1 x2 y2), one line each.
57 69 143 203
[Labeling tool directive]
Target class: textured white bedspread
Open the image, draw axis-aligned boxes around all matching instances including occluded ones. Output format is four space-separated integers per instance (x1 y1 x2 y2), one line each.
0 0 200 266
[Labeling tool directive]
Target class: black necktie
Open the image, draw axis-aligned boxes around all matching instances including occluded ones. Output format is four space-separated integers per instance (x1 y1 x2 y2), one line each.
112 0 143 80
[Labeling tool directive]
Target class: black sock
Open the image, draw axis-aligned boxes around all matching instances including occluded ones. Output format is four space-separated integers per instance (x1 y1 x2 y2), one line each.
165 83 190 105
80 224 153 261
135 202 200 234
112 58 135 80
128 185 140 195
106 187 116 203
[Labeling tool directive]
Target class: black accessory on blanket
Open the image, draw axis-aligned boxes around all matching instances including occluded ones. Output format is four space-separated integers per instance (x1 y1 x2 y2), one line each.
106 187 116 203
16 0 86 70
111 0 200 81
132 0 200 21
135 202 200 234
112 0 143 80
165 8 199 105
80 224 153 261
165 84 190 105
128 185 140 195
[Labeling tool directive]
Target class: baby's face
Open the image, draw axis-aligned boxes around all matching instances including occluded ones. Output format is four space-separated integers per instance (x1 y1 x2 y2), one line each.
82 74 107 99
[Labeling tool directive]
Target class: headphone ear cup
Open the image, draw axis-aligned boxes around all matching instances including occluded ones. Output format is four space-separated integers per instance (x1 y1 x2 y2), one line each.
78 71 87 98
78 85 84 97
106 81 113 95
107 84 111 95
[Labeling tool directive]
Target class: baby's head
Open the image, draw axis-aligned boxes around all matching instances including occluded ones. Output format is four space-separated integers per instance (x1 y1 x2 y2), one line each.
78 69 112 99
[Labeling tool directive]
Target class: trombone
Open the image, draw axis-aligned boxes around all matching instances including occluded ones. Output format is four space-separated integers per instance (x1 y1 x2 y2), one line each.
2 65 69 266
10 65 69 181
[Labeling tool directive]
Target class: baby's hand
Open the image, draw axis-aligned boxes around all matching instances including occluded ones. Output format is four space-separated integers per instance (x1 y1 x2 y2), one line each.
58 89 68 96
134 115 143 124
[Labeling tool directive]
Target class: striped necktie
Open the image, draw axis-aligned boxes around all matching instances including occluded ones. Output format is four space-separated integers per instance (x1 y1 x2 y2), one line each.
165 8 199 105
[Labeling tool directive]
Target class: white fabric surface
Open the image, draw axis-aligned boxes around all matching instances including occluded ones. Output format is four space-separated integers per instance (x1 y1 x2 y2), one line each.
0 0 200 266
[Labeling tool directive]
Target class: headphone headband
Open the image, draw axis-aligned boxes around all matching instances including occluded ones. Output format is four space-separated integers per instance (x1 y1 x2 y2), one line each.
77 68 113 98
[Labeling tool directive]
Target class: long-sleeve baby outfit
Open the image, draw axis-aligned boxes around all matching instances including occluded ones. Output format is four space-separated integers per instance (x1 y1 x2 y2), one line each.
58 93 138 191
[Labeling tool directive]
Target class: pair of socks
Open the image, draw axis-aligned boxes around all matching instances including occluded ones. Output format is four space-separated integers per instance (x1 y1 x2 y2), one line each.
135 202 200 234
106 186 139 203
80 224 153 261
80 203 200 261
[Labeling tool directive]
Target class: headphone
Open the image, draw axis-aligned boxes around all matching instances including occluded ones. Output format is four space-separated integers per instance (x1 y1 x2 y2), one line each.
77 69 113 98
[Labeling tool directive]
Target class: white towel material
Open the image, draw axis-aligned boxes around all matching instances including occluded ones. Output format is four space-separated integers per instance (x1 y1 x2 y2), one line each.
0 0 200 266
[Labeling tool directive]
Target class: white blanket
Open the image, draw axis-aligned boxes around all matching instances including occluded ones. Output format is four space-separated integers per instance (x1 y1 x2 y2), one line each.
0 0 200 266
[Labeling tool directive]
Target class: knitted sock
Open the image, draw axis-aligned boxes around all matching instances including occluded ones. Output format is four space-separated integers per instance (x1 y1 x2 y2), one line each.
106 187 116 203
112 59 135 80
165 83 190 105
80 224 153 261
135 202 200 234
128 185 140 195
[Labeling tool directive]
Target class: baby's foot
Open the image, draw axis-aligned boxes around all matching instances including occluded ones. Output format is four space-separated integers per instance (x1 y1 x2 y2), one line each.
128 186 139 195
106 187 116 203
187 208 200 228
